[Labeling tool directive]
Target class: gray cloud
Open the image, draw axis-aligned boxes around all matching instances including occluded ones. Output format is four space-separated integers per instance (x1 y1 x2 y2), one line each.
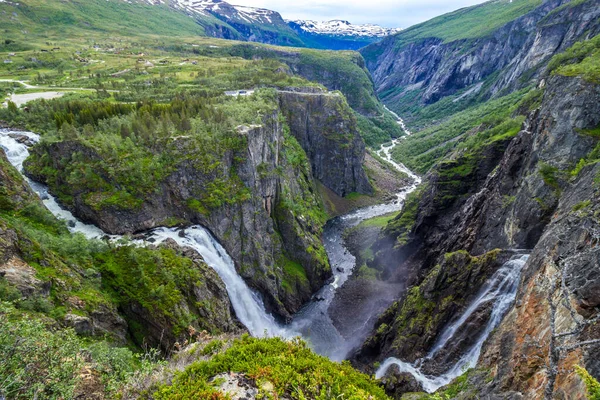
231 0 488 27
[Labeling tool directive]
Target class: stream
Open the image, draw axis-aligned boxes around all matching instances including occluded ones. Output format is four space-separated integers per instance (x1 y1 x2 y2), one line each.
0 113 419 343
2 110 523 391
287 114 421 360
0 90 423 354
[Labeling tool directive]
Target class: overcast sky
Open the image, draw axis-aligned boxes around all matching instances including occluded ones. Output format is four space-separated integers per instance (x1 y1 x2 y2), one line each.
231 0 490 28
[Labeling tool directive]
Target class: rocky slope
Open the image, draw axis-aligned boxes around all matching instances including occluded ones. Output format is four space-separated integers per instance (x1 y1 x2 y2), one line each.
353 69 600 397
23 89 372 320
170 0 304 46
361 0 600 122
0 146 240 350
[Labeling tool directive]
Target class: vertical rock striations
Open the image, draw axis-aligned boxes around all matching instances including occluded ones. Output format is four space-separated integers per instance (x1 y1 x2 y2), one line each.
23 89 373 320
354 74 600 397
361 0 600 119
278 90 372 197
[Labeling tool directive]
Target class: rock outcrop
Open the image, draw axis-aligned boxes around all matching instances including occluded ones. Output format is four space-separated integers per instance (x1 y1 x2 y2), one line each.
362 0 600 119
278 90 372 197
24 89 372 320
354 73 600 397
1 146 240 350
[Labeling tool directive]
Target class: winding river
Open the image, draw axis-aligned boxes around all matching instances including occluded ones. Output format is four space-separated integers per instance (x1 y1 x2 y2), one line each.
0 109 420 349
1 107 525 392
288 114 421 360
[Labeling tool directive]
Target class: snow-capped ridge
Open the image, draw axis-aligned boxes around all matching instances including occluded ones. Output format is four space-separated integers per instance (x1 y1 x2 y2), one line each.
288 19 400 38
168 0 284 25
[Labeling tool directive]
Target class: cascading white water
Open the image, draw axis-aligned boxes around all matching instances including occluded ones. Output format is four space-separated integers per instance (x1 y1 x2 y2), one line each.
1 106 422 356
376 254 529 393
285 108 423 360
145 227 289 337
0 128 284 338
0 130 107 238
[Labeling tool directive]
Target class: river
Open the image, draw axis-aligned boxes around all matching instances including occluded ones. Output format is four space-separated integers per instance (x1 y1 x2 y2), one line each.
0 112 420 358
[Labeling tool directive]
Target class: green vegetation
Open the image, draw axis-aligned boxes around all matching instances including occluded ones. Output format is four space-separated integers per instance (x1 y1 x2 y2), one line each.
0 150 234 346
296 50 379 115
275 127 331 284
7 89 285 213
152 335 390 399
369 249 501 368
572 200 592 212
385 187 424 246
0 0 299 49
0 0 212 40
390 88 537 174
281 258 310 297
397 0 542 44
549 33 600 84
538 162 563 192
357 213 397 229
362 0 542 64
569 123 600 178
0 302 160 399
576 365 600 400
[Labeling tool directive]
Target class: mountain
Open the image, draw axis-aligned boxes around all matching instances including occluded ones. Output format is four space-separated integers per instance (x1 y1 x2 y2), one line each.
287 20 400 50
167 0 305 46
0 0 397 49
360 0 600 172
1 0 600 398
343 0 600 398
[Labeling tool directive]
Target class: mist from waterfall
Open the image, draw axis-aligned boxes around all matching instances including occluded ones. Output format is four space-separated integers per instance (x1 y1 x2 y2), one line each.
376 254 529 393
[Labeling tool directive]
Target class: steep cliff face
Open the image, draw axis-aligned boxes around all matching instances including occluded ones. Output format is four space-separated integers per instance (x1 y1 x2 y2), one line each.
477 76 600 399
278 90 372 196
354 73 600 397
0 147 239 351
362 0 600 121
24 90 372 320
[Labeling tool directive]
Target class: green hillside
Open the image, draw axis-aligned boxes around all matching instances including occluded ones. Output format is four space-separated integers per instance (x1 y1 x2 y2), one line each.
396 0 541 44
362 0 542 63
0 0 223 43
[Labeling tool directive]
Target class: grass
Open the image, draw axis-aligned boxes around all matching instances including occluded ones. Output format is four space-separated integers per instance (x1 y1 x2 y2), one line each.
362 0 543 64
0 150 235 347
538 162 562 192
0 301 161 399
399 0 542 43
356 212 397 229
576 365 600 400
0 0 210 40
551 34 600 84
152 335 390 400
390 88 533 174
385 187 424 247
281 258 310 296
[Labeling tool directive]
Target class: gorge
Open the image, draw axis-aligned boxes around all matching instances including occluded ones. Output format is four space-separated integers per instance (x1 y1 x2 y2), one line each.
0 0 599 399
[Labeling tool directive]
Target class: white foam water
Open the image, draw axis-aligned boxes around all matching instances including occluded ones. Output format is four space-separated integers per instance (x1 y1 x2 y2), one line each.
145 227 290 337
376 254 529 393
0 129 285 338
1 113 424 357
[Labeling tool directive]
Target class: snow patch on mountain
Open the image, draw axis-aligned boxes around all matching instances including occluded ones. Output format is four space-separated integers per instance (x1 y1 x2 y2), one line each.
288 20 400 38
168 0 284 25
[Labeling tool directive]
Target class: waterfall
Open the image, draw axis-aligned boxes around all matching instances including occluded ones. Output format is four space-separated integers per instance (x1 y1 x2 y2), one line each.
376 254 529 393
1 113 424 357
0 129 285 338
145 227 288 337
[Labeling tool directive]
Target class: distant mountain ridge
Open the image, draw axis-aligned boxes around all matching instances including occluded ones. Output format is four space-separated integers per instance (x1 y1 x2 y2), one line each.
0 0 399 49
287 19 400 50
151 0 400 49
288 20 400 38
